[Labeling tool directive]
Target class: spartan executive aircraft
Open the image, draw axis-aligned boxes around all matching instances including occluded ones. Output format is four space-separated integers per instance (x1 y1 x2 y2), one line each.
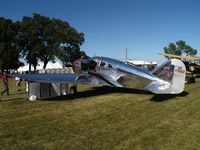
12 56 186 94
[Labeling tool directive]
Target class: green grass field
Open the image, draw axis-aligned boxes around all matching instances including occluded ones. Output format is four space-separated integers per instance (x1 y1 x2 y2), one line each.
1 78 200 150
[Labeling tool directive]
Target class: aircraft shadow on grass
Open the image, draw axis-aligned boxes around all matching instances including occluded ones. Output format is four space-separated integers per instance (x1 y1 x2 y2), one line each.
150 91 189 102
43 86 189 102
43 86 150 101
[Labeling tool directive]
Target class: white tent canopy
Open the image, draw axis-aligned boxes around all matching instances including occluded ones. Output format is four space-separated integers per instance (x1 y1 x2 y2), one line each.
38 62 63 70
17 65 34 72
17 61 63 73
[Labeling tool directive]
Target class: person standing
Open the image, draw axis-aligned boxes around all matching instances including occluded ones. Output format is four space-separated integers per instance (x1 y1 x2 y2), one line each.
1 71 9 96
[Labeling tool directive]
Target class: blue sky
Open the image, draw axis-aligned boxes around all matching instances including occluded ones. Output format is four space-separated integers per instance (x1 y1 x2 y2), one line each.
1 0 200 63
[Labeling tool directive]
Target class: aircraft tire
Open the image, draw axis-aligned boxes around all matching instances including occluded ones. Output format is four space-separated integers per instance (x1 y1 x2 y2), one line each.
70 86 77 95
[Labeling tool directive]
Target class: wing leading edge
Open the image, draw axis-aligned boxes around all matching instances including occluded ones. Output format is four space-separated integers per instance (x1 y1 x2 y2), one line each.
10 73 107 85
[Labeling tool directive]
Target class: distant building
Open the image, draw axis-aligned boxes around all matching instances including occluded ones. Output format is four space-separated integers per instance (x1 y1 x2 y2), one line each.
126 59 157 71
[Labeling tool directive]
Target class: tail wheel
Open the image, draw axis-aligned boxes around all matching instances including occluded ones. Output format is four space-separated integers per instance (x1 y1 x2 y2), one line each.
70 86 77 95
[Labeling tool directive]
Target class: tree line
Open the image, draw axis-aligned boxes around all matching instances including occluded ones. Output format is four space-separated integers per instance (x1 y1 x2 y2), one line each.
163 40 197 57
1 13 198 73
0 13 86 73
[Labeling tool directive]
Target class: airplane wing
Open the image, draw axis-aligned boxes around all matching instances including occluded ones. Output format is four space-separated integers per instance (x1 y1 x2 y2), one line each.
10 73 108 85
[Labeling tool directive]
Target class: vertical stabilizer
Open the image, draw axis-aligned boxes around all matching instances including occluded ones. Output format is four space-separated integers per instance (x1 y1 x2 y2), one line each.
147 59 186 94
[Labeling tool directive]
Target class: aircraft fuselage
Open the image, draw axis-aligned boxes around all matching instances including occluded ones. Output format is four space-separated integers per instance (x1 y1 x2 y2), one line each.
73 56 160 89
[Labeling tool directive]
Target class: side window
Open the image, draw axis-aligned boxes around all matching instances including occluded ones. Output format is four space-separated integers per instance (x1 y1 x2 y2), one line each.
92 59 100 66
100 61 106 67
108 64 113 68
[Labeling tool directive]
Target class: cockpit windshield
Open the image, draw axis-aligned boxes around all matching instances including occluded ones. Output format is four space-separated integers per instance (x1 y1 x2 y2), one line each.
89 60 97 70
81 58 90 71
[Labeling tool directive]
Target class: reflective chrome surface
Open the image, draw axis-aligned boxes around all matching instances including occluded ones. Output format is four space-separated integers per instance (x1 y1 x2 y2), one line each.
69 56 185 94
92 56 160 89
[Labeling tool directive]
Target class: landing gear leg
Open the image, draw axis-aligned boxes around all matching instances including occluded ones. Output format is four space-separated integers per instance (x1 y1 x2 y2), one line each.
70 85 77 95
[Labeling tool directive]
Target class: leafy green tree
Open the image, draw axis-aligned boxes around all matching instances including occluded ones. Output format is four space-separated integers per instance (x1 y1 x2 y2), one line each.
0 17 22 73
16 16 40 72
2 13 85 72
164 40 197 57
32 14 56 69
32 13 85 69
53 18 85 67
59 47 86 67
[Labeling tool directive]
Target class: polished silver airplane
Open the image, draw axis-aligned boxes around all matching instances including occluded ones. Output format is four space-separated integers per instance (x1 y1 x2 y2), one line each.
12 56 186 94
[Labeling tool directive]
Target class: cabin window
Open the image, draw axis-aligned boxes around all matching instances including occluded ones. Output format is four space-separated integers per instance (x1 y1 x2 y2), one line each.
100 61 106 67
108 64 113 68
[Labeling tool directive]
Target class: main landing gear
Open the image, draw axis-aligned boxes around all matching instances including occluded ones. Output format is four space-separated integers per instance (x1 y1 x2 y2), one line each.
69 85 77 95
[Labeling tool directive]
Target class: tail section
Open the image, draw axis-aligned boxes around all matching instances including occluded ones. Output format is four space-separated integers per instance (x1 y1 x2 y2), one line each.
146 59 186 94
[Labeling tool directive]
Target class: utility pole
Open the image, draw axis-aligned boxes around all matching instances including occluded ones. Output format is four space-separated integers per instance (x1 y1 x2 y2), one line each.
125 48 128 61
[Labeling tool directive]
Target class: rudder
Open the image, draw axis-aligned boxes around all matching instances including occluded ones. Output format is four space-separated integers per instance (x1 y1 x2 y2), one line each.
150 59 186 94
